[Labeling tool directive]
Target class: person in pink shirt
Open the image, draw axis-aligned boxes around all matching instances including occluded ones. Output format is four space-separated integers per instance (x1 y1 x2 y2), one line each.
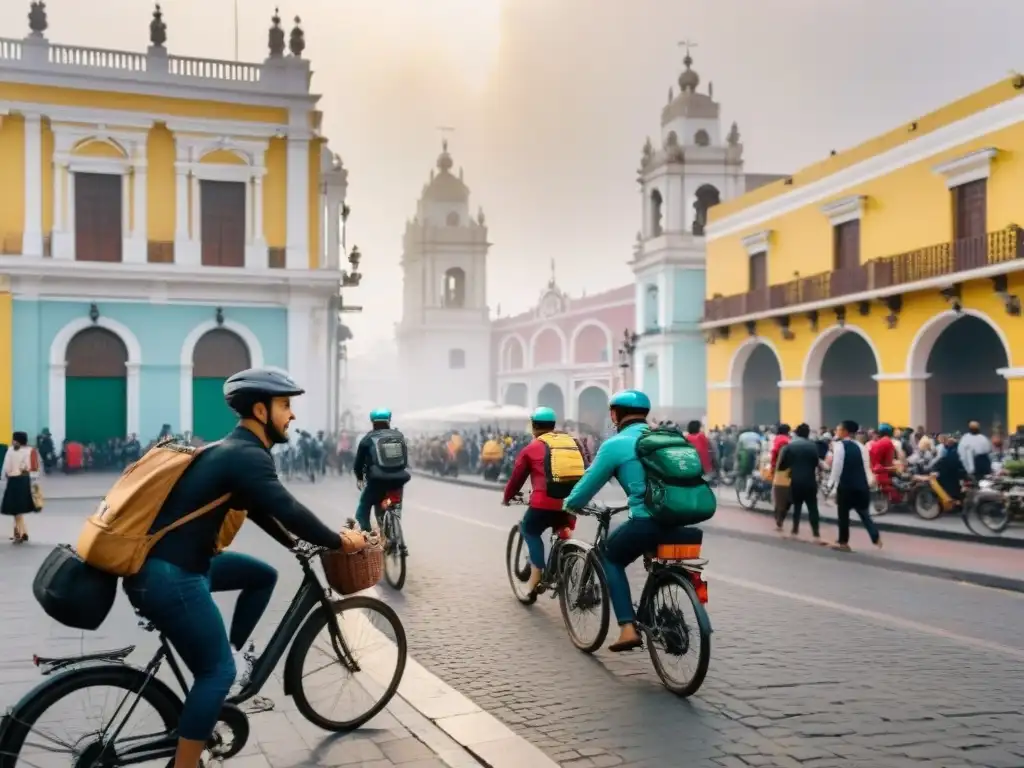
684 421 713 474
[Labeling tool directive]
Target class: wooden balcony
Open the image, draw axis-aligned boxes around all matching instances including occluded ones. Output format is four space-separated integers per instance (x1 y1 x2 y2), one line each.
703 227 1024 324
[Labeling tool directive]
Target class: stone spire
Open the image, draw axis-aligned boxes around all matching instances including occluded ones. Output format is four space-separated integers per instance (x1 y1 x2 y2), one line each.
28 1 48 37
149 3 167 48
727 121 740 146
288 16 306 57
267 8 285 58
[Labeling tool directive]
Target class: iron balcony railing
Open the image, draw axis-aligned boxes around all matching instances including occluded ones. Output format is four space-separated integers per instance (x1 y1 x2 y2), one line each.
703 227 1024 323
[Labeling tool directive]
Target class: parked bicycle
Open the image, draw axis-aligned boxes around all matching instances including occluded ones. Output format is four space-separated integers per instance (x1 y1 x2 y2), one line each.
0 542 408 766
379 489 409 590
568 502 712 698
736 473 772 511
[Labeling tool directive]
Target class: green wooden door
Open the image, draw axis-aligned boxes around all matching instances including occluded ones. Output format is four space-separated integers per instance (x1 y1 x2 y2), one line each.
66 377 127 444
192 377 237 441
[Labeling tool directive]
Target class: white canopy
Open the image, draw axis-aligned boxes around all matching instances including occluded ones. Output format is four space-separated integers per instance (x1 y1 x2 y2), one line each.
398 400 532 426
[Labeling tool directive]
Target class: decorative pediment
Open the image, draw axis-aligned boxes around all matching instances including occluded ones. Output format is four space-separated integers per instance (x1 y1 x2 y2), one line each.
820 195 865 226
741 229 772 256
932 147 997 188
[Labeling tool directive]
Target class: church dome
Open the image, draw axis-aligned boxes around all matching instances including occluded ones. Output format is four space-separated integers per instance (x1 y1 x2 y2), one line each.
423 140 469 203
678 53 699 92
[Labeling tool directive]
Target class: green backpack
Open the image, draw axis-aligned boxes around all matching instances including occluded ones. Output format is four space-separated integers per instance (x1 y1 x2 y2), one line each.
635 427 717 525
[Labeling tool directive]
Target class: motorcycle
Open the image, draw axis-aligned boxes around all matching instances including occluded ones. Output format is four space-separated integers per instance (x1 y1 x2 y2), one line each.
964 475 1024 535
870 472 940 520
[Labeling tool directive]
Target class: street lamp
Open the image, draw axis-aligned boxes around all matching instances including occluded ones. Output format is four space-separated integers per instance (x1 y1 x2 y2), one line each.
342 245 362 287
618 329 640 387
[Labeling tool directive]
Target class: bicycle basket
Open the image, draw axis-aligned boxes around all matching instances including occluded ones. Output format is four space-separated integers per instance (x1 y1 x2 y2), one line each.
320 536 384 594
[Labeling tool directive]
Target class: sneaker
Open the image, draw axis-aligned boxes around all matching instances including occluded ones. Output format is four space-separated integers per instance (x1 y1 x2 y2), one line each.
232 642 257 691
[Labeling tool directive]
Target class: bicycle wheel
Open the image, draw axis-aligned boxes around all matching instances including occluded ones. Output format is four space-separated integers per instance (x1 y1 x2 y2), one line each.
0 664 182 767
288 596 407 732
505 524 536 605
642 569 711 698
870 489 889 516
736 479 757 510
558 547 610 654
383 514 407 591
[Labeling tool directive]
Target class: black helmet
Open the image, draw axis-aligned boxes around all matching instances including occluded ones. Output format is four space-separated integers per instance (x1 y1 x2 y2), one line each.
224 367 304 414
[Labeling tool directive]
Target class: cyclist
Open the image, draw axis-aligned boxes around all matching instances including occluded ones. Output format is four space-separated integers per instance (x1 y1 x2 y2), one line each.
501 406 585 595
122 368 347 768
354 408 411 533
564 389 698 653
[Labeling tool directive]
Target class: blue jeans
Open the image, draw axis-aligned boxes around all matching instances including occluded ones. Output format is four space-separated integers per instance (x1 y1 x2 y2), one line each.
356 484 385 532
123 552 278 741
519 507 572 569
601 518 703 626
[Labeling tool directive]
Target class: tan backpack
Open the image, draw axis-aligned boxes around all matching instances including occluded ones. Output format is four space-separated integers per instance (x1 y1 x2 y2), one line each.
77 439 242 577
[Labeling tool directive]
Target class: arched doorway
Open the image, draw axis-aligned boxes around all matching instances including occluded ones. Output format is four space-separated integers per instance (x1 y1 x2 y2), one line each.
536 383 565 421
577 386 609 433
503 383 527 407
819 333 878 430
66 328 127 444
924 315 1008 433
742 345 781 426
192 329 251 440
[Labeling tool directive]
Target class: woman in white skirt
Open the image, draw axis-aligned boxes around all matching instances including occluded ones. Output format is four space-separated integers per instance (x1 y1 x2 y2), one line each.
2 431 39 543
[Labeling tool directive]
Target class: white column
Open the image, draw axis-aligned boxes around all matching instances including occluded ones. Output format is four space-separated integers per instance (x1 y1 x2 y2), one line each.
800 381 824 429
125 164 147 263
174 163 190 242
190 175 200 243
287 295 322 424
52 162 63 233
245 173 268 269
49 362 67 447
120 172 131 236
55 171 76 260
126 362 142 438
253 174 265 243
327 199 340 269
22 113 43 257
285 135 310 270
245 177 254 244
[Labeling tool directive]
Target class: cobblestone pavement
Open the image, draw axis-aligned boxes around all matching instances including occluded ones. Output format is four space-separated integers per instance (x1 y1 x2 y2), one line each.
0 497 469 768
8 476 1024 767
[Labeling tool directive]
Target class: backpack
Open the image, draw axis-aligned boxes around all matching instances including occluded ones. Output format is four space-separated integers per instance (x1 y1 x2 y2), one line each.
76 439 235 577
635 427 717 525
536 432 586 499
369 429 408 471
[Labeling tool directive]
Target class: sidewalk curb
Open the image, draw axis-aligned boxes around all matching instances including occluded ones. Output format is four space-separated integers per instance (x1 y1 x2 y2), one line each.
410 470 1024 594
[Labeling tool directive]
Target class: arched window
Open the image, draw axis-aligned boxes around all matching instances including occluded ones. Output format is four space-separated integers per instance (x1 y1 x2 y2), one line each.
694 129 710 146
443 267 466 308
650 189 664 237
446 211 460 226
644 284 660 332
449 349 466 369
692 184 721 236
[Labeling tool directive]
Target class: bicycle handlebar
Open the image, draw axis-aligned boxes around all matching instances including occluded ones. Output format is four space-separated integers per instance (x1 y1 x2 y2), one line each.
576 502 630 517
292 540 330 560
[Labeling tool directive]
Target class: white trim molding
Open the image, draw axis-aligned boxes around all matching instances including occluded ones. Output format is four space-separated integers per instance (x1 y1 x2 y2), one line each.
997 366 1024 379
48 315 143 446
906 308 1011 378
178 319 265 434
932 147 997 189
706 92 1024 241
741 229 772 257
497 333 528 373
820 195 866 227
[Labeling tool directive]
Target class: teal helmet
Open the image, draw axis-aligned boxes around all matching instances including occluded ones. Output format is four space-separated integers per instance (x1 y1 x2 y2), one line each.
878 423 893 436
531 406 557 424
369 408 392 423
609 389 651 411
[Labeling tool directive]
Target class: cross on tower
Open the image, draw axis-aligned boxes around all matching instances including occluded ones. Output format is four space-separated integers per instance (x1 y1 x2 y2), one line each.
678 39 698 59
437 125 455 151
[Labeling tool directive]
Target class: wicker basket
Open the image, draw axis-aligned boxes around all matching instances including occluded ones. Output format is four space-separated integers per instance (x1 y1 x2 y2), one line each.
320 537 384 595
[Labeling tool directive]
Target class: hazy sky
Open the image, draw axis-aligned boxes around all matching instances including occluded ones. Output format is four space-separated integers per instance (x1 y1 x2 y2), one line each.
4 0 1024 354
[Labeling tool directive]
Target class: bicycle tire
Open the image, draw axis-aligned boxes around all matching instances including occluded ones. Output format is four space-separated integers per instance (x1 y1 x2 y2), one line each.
643 569 711 698
736 481 757 510
558 547 610 654
505 524 537 605
288 596 407 732
0 664 182 768
383 515 407 591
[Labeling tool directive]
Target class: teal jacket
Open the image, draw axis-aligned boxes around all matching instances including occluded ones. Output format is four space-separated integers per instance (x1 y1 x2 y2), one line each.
564 422 651 520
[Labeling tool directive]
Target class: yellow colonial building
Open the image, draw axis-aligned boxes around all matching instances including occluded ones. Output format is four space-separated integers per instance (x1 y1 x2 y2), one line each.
0 4 355 445
703 73 1024 433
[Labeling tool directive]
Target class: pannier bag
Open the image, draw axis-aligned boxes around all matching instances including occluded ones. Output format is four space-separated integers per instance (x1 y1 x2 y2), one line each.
33 544 118 631
536 431 586 499
635 427 717 525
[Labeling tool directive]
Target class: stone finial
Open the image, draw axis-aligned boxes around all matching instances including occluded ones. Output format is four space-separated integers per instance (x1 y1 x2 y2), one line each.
288 16 306 57
477 206 486 225
641 136 653 166
268 8 285 57
727 121 740 146
667 87 673 104
708 81 714 99
28 1 48 37
150 3 167 48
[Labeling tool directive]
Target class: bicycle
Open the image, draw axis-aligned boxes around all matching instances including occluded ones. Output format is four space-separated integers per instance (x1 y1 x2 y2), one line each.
0 541 408 766
570 502 712 698
503 494 611 654
379 489 409 590
736 473 772 510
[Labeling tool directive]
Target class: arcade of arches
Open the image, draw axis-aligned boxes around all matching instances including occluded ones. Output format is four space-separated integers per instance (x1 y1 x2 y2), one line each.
715 313 1016 433
65 327 128 444
192 329 251 441
498 382 609 432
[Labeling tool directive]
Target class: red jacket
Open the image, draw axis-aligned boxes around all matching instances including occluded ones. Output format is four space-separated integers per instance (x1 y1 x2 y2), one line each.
503 435 585 511
869 437 896 470
770 434 791 470
685 432 713 474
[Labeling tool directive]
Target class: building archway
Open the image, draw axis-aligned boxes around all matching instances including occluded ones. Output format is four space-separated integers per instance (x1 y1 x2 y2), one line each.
727 337 783 426
570 321 612 364
65 328 129 445
536 383 565 420
503 382 527 407
910 312 1009 433
802 325 881 430
500 335 526 371
692 184 721 236
530 325 566 367
191 329 252 440
577 386 609 433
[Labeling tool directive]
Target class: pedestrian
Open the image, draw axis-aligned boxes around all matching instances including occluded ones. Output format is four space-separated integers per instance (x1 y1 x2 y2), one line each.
1 431 40 543
777 423 825 543
770 424 792 529
828 419 882 552
958 420 993 481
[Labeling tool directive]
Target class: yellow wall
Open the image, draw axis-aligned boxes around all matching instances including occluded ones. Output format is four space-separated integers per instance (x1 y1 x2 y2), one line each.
0 288 11 440
0 115 25 254
705 273 1024 427
710 76 1023 222
147 123 176 242
264 137 287 248
308 139 322 269
200 149 247 165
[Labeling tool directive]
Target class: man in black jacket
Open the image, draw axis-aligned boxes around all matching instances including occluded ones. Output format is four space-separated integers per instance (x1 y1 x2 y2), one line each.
354 408 411 533
776 423 824 542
